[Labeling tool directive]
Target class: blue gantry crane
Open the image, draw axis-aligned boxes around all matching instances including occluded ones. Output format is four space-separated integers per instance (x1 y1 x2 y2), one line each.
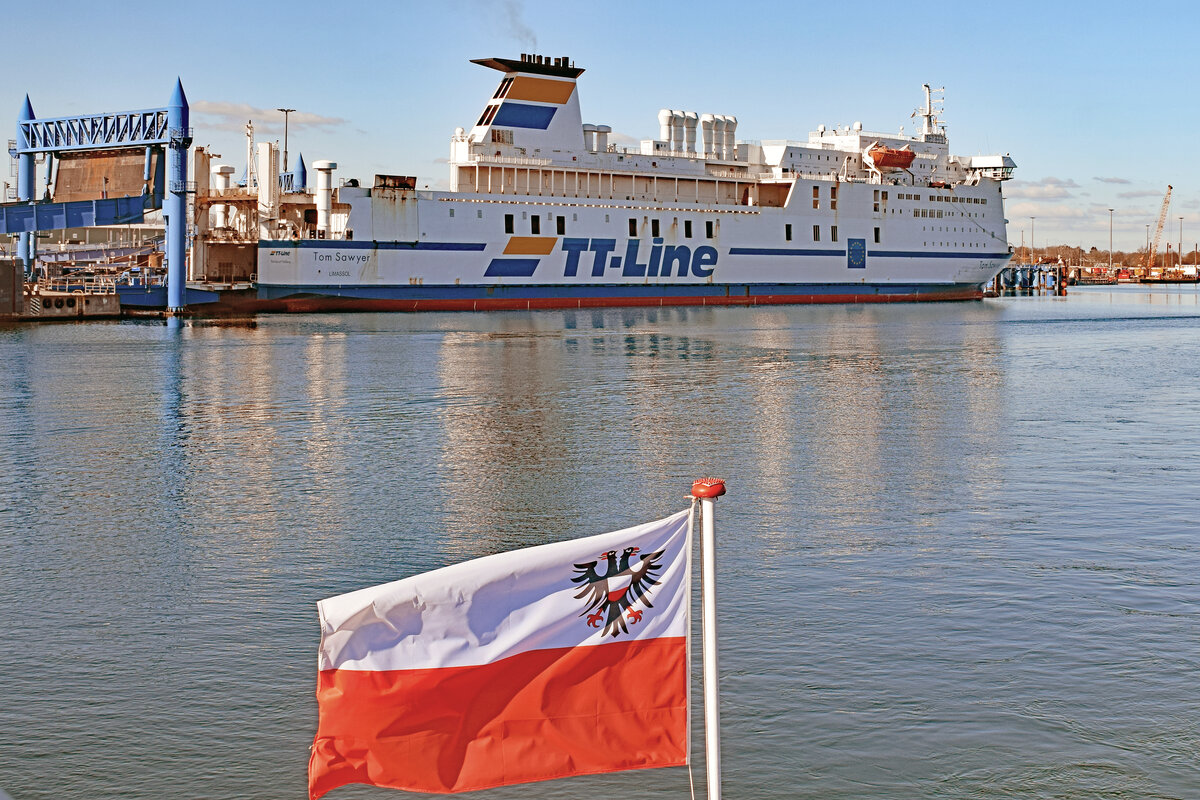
4 80 192 311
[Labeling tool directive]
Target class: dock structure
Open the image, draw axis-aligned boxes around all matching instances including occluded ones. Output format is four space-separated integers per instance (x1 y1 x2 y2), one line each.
4 81 192 312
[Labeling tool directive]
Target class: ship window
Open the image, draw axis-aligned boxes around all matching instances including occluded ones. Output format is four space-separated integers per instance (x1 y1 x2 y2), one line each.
572 213 578 222
812 225 820 242
449 208 455 218
785 223 792 242
706 220 714 239
531 215 540 234
629 218 638 236
477 210 483 219
556 215 566 235
831 225 838 242
812 186 819 209
882 191 888 202
604 214 609 223
874 227 880 243
651 219 660 238
504 213 514 234
493 77 514 99
873 190 880 200
479 104 500 127
685 220 693 238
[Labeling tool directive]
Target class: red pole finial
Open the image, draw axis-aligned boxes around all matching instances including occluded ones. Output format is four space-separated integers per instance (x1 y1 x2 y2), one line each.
691 478 727 498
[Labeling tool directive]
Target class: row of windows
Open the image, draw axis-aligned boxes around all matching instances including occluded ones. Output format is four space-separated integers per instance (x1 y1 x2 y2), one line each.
498 212 717 239
783 224 886 244
896 191 988 205
458 206 975 246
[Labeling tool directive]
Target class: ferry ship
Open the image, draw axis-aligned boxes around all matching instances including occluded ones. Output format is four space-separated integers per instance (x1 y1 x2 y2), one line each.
242 54 1016 311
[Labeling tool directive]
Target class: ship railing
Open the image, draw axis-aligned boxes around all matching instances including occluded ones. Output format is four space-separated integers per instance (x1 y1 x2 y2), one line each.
706 169 778 181
200 187 259 200
36 275 118 295
463 153 555 167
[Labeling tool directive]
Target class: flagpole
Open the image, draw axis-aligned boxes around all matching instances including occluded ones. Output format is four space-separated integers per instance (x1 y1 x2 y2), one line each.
692 478 726 800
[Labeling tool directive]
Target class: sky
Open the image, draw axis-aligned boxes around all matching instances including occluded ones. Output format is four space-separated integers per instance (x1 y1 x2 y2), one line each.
4 0 1197 252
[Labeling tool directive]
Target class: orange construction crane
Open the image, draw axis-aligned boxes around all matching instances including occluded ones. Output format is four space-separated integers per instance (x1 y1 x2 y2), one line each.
1144 185 1173 271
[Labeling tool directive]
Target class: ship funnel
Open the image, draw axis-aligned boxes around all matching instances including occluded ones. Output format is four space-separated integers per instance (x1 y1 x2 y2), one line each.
699 113 715 157
657 108 672 144
724 115 737 161
683 111 698 154
313 160 337 238
594 125 611 153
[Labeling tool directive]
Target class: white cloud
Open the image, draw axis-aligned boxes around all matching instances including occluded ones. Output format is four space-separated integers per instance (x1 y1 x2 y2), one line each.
191 101 347 134
1005 176 1080 200
1006 201 1092 219
1094 176 1131 184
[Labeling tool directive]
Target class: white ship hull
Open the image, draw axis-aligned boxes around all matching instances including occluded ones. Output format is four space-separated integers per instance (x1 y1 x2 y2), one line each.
243 54 1015 311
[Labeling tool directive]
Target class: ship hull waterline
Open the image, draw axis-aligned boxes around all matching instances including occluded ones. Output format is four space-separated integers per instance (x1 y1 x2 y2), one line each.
250 281 991 313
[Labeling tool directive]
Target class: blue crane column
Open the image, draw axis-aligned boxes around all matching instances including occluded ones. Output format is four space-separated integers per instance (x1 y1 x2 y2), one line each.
16 96 36 276
165 79 191 312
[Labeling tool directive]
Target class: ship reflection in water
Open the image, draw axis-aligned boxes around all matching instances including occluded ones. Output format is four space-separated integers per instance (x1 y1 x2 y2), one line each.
2 294 1199 800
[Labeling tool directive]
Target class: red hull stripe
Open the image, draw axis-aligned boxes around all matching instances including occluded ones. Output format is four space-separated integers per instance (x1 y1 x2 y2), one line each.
253 288 983 314
309 636 688 798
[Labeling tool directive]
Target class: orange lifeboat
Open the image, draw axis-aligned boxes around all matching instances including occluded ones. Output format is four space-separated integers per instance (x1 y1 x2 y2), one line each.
865 143 916 170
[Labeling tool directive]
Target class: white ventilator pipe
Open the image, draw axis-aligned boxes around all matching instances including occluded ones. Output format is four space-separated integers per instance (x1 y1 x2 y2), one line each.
211 165 235 227
313 160 337 237
582 123 598 152
657 109 673 144
257 142 280 223
594 125 610 153
671 110 685 153
699 114 715 157
713 116 728 159
724 116 738 161
691 478 726 800
684 111 698 154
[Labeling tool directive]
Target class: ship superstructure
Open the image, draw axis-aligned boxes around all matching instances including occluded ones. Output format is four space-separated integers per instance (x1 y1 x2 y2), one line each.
243 54 1016 311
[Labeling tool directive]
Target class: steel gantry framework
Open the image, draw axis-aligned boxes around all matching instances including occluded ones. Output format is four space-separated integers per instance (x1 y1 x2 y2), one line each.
6 80 192 311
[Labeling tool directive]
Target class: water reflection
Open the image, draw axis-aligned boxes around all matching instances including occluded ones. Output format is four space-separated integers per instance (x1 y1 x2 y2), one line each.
6 294 1199 800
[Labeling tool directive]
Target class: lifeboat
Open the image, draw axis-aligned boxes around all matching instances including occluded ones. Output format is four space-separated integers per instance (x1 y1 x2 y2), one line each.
864 143 916 170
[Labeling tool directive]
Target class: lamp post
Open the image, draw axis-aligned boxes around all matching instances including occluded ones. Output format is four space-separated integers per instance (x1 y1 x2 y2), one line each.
1108 208 1114 271
1030 216 1036 265
277 107 295 176
1179 217 1184 269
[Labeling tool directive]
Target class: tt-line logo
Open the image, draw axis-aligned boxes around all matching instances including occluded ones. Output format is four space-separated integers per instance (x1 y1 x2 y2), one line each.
561 238 718 278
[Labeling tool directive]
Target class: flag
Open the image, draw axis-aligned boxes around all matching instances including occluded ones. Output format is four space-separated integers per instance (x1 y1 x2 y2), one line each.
309 508 692 798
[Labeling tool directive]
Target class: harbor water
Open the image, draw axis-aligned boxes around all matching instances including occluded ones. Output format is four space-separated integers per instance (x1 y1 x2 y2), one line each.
2 285 1199 800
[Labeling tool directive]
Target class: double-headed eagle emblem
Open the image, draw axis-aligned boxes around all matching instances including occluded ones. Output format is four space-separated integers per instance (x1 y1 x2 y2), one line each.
570 546 665 638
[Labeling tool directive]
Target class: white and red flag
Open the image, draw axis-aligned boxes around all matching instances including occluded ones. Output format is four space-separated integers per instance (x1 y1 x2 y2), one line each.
309 508 692 798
